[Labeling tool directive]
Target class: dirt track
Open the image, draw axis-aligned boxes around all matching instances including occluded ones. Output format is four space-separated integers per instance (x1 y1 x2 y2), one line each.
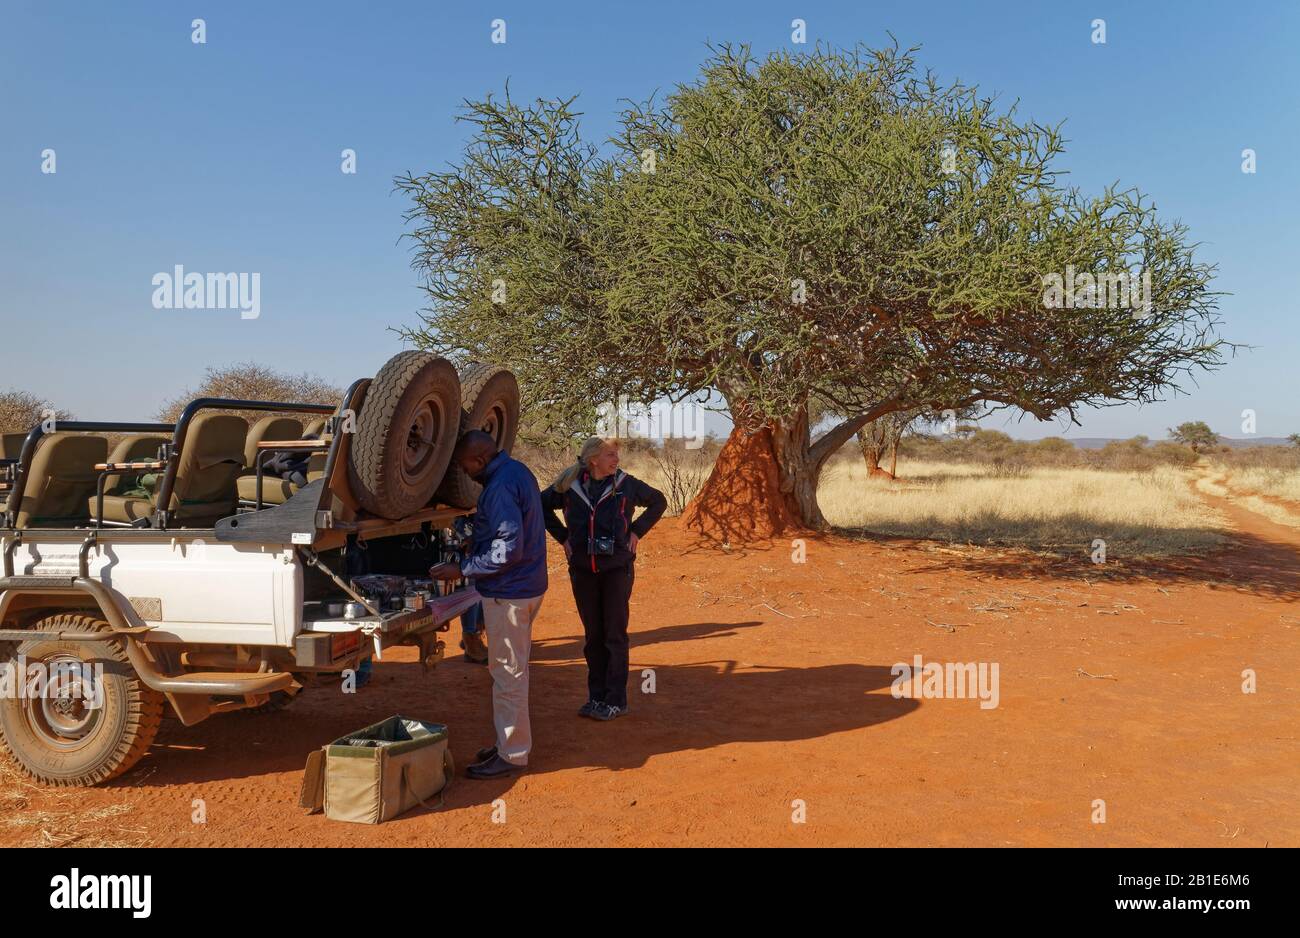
2 477 1297 847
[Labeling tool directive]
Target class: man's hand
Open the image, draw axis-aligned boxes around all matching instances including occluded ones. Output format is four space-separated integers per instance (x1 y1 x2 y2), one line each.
562 540 573 561
629 533 640 554
428 561 462 582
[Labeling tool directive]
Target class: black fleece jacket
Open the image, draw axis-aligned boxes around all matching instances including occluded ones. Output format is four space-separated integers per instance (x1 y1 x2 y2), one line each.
540 470 667 573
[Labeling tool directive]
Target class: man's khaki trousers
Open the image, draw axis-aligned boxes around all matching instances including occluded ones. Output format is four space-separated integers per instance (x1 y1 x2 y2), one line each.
482 594 544 766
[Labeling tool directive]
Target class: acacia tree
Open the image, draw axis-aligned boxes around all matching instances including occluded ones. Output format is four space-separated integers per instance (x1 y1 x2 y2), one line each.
856 410 924 478
397 42 1224 537
157 363 341 424
1168 420 1218 454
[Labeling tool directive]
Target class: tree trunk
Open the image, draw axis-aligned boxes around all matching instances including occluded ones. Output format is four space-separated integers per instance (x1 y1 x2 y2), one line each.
683 408 823 541
858 424 895 479
683 394 907 543
888 440 898 477
857 427 882 473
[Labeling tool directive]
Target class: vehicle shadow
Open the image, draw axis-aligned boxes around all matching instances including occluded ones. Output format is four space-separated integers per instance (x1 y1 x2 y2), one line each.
532 618 766 659
120 622 917 803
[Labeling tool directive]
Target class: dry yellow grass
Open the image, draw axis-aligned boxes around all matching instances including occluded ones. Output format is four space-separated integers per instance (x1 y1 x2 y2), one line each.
0 757 149 847
1196 468 1300 530
1221 466 1300 503
820 459 1227 556
616 450 1228 555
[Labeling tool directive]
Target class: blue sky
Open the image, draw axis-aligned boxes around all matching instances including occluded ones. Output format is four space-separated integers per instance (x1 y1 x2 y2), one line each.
2 0 1296 441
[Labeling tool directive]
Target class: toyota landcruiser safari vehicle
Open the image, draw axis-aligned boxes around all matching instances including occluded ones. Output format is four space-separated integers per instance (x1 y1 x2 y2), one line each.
0 353 519 786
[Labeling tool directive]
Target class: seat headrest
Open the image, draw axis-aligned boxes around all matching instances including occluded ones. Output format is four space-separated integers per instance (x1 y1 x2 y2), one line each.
15 433 108 527
245 416 305 466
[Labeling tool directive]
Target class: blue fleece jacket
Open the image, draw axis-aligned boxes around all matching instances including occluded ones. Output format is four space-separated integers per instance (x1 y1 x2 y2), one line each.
458 451 549 599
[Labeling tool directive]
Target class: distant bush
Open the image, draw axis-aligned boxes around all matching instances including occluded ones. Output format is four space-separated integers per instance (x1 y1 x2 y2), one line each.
1209 445 1300 471
895 431 1219 472
1148 441 1199 467
156 363 342 425
0 389 73 433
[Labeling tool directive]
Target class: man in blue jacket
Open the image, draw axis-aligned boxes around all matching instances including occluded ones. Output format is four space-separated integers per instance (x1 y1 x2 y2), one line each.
429 430 548 779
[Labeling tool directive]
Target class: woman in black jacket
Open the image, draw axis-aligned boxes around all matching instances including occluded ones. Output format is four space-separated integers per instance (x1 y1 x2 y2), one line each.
541 437 667 720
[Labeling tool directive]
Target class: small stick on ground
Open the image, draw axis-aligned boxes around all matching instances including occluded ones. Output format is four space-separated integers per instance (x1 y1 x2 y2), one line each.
1075 668 1117 680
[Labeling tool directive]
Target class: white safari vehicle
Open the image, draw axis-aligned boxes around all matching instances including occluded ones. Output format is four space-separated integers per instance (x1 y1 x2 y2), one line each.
0 353 520 786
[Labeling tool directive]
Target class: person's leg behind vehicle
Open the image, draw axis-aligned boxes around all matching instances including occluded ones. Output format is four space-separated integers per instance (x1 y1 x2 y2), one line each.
482 594 543 767
460 597 488 664
570 564 610 715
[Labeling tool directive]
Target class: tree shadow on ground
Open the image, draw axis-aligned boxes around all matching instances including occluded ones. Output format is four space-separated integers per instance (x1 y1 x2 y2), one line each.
862 526 1300 600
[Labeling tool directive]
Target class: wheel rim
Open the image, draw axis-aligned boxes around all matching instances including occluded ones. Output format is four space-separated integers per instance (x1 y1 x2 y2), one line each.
403 399 443 482
480 403 506 445
22 652 103 751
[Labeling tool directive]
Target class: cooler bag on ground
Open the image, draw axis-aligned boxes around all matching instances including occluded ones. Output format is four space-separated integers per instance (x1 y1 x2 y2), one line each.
299 715 453 824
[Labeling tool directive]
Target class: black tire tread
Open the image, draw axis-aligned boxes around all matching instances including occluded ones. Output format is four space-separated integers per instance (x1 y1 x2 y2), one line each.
436 364 521 509
347 351 459 519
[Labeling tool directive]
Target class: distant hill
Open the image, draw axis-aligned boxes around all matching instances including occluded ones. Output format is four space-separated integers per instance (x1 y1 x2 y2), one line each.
1064 437 1292 450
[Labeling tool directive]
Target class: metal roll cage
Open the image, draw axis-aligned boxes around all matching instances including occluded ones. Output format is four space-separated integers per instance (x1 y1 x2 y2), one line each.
1 379 367 530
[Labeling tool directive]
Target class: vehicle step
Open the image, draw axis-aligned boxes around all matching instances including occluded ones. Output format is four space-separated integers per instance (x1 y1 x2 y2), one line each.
0 629 117 643
165 670 293 695
0 575 78 589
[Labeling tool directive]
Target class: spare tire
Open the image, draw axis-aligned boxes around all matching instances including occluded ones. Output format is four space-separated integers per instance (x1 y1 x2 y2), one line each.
435 364 521 508
348 352 461 519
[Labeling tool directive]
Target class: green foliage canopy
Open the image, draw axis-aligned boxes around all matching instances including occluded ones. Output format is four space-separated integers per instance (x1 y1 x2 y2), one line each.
397 40 1224 472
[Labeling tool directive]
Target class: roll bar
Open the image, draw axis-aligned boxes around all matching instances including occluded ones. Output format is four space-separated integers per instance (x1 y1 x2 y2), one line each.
3 396 342 530
3 421 172 527
152 397 334 527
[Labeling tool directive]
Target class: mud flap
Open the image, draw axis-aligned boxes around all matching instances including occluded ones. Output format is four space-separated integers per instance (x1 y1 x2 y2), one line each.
299 748 326 814
166 691 212 726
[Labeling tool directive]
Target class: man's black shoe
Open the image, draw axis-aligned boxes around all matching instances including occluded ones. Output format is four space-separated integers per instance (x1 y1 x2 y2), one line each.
474 745 498 764
466 754 523 779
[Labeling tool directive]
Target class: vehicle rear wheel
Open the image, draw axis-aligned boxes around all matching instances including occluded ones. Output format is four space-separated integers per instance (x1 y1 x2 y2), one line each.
435 364 521 509
348 352 461 519
0 613 164 786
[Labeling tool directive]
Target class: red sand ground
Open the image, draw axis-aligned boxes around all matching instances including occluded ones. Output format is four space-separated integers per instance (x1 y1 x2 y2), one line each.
1 478 1296 847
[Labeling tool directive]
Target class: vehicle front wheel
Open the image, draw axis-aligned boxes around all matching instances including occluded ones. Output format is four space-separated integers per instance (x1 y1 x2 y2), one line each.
0 613 164 786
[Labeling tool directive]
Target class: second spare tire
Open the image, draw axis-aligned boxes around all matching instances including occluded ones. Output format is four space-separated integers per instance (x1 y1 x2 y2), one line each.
436 364 521 509
348 351 461 518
